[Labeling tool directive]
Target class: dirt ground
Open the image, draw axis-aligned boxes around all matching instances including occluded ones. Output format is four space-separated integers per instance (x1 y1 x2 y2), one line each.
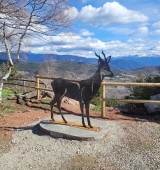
0 97 159 147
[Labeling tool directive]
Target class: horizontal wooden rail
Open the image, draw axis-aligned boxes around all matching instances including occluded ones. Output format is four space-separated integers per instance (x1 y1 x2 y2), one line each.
103 82 160 87
4 83 35 88
8 78 36 82
103 98 160 104
5 78 45 85
35 75 81 82
35 86 101 101
35 87 53 92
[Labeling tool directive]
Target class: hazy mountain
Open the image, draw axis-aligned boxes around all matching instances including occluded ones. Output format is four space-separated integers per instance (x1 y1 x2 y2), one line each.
131 66 160 75
118 55 160 66
0 52 160 71
110 59 145 70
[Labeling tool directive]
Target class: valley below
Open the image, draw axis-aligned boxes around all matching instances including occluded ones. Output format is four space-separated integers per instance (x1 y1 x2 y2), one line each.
1 58 160 100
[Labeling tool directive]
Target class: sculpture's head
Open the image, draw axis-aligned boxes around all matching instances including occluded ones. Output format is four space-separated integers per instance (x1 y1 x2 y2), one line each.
95 51 114 78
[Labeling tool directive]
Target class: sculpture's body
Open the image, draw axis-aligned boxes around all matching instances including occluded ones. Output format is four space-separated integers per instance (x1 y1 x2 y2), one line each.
50 51 114 128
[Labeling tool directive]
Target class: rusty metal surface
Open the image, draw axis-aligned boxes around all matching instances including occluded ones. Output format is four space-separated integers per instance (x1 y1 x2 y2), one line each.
49 119 102 132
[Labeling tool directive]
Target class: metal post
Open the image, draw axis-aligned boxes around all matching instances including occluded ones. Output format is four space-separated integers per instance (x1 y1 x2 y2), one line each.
36 75 40 100
101 81 106 118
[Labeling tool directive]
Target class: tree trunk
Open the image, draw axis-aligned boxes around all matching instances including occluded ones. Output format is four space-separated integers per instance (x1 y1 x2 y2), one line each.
0 67 11 103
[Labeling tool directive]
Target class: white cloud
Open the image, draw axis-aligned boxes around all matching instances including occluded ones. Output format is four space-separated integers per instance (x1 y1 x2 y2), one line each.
127 38 146 43
152 21 160 28
64 7 78 21
130 26 149 35
138 22 150 27
106 27 133 35
21 34 160 57
151 29 160 35
79 29 94 36
82 0 87 3
21 32 131 57
21 30 160 58
153 9 160 17
78 1 148 26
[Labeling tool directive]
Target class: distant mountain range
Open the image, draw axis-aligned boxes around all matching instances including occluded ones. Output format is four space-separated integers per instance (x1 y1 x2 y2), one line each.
0 52 160 71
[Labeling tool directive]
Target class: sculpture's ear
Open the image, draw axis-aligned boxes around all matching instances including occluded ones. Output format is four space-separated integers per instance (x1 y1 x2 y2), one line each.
106 56 111 63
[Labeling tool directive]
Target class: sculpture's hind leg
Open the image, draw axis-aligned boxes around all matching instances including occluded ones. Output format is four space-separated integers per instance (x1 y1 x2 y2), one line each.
85 102 93 128
50 97 57 120
57 98 67 123
79 100 86 127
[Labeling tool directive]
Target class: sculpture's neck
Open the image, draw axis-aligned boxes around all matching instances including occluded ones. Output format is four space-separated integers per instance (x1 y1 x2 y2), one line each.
92 67 102 81
90 67 102 96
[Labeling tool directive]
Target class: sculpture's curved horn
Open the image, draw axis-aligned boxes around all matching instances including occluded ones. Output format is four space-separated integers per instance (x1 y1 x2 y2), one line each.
102 50 106 60
95 52 103 63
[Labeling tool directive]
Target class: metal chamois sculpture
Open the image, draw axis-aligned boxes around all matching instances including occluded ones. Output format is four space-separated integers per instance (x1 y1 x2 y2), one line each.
50 51 114 128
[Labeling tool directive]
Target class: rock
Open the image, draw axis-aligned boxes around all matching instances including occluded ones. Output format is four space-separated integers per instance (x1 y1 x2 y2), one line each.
115 106 129 113
7 94 17 100
26 91 37 98
41 91 54 98
144 94 160 114
8 90 40 104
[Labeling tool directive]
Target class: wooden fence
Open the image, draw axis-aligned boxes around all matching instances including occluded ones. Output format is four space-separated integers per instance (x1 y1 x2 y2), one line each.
4 78 47 90
35 75 160 118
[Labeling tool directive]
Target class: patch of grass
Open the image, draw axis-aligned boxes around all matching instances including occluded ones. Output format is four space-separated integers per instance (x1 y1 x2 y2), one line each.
91 99 101 111
91 96 121 112
105 96 121 107
0 138 12 155
61 155 99 170
2 88 23 98
129 141 155 152
17 106 30 113
0 103 15 118
0 100 28 118
155 161 160 167
0 97 51 119
41 98 51 110
41 98 51 104
92 104 101 111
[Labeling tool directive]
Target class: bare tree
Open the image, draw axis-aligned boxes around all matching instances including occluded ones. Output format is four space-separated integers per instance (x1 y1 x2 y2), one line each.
0 0 76 102
39 55 56 87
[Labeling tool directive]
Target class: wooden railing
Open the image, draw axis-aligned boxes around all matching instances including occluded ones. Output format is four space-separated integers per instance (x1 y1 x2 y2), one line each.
4 78 47 90
35 75 160 118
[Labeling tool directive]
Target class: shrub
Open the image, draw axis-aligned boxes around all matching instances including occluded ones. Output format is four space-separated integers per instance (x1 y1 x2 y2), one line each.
105 96 120 107
91 88 120 111
124 74 160 108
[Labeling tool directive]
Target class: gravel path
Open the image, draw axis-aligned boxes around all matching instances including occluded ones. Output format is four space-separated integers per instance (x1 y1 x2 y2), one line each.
0 119 159 170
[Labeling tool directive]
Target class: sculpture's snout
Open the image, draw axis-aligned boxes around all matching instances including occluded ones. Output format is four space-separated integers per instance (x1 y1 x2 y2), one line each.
109 72 114 77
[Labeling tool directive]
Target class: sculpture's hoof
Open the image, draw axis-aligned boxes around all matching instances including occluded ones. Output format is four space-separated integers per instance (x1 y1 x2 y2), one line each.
89 125 93 128
82 124 86 128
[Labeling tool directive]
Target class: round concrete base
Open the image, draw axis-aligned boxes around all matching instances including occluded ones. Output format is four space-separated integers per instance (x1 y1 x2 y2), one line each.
39 115 109 141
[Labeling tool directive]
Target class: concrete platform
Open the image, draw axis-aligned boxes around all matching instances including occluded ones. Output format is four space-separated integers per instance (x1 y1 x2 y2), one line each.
39 115 109 141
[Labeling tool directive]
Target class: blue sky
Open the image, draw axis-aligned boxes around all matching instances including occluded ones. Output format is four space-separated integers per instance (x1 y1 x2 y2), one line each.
23 0 160 58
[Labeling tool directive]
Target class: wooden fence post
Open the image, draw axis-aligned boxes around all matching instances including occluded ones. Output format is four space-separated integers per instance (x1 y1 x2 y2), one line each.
36 75 40 100
23 80 26 92
101 81 106 118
